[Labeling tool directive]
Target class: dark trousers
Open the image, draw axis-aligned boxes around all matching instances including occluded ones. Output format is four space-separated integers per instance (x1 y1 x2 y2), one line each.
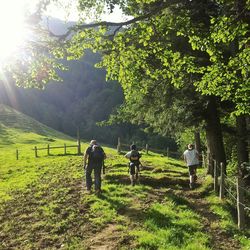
86 164 102 190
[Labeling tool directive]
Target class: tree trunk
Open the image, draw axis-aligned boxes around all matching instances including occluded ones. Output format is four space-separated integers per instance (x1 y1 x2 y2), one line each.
236 115 249 177
234 0 249 180
194 130 202 165
205 97 226 175
194 130 201 154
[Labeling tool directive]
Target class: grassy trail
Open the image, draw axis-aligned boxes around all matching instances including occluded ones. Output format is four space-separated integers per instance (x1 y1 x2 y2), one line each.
91 160 241 250
1 105 249 249
0 150 249 250
174 187 241 250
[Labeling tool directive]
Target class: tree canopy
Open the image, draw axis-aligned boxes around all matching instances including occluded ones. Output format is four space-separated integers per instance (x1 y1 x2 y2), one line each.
10 0 248 115
3 0 249 165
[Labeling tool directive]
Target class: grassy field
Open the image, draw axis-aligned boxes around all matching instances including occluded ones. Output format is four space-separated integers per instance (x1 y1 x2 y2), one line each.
0 104 249 250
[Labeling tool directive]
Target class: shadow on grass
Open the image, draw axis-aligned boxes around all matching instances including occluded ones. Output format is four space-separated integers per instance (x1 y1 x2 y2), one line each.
151 169 188 178
152 169 185 174
169 162 186 169
167 192 193 208
141 166 155 171
139 175 188 190
108 164 128 169
96 190 146 223
134 207 202 248
105 174 131 186
105 171 195 191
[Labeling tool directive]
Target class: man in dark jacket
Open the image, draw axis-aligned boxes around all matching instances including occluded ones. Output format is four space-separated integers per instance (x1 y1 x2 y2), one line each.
83 140 106 194
125 144 142 186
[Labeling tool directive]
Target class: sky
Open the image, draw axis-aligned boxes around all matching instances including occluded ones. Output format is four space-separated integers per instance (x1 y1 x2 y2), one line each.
0 0 128 64
45 0 128 22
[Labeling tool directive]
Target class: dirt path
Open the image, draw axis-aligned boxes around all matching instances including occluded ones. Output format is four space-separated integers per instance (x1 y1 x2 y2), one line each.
86 224 122 250
86 169 242 250
178 189 241 250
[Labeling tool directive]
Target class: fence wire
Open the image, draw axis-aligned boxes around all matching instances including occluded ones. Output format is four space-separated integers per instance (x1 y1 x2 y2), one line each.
219 167 250 214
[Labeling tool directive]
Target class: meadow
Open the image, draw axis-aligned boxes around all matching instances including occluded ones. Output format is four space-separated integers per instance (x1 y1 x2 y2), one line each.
0 105 249 249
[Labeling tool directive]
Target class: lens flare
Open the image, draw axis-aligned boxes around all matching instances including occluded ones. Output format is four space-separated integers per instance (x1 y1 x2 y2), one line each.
0 1 27 63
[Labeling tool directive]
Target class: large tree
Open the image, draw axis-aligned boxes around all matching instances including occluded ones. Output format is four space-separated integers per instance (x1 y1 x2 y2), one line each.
6 0 249 170
58 0 231 167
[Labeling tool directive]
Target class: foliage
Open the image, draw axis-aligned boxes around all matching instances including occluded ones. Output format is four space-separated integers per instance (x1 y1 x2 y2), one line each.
27 0 248 147
59 0 249 118
176 127 206 152
1 45 176 149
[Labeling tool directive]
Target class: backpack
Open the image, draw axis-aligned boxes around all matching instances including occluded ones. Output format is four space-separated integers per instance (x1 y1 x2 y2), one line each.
90 145 104 162
130 150 141 162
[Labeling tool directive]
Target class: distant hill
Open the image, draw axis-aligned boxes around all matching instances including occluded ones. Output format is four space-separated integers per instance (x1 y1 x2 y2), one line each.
0 104 73 146
0 18 177 151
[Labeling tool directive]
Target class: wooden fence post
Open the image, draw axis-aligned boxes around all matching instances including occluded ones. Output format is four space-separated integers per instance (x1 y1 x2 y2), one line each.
214 160 219 194
47 144 50 156
64 144 67 155
77 127 81 155
77 143 81 155
34 146 38 158
117 137 121 153
146 144 149 155
220 162 225 199
237 175 245 229
16 149 19 160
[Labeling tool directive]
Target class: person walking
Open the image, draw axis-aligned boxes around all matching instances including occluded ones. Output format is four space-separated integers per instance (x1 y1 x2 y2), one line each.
125 144 142 186
183 144 199 189
83 140 106 194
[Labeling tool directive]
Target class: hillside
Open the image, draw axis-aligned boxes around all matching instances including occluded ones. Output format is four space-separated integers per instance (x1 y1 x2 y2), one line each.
0 104 74 147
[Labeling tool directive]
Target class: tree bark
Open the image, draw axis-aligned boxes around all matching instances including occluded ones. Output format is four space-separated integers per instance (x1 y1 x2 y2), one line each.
234 0 249 180
205 97 226 175
236 115 249 178
194 130 202 165
194 130 201 154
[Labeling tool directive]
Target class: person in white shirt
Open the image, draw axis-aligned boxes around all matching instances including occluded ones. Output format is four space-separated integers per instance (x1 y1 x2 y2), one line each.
183 144 199 189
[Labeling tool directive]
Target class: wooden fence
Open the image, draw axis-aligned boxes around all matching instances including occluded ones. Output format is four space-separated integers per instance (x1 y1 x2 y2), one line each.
16 143 81 159
213 161 250 229
116 137 182 158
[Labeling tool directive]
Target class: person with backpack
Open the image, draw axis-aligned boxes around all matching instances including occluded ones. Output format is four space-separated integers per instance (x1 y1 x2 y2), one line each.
83 140 106 194
125 144 142 186
183 144 199 189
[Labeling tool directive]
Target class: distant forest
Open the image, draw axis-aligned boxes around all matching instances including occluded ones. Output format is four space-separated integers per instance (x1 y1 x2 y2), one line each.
0 19 177 150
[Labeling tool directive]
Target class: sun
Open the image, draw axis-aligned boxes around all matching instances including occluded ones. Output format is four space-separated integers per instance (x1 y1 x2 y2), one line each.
0 0 28 63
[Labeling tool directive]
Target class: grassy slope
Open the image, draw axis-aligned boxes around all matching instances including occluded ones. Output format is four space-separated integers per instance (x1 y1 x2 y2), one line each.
0 104 249 250
0 104 79 200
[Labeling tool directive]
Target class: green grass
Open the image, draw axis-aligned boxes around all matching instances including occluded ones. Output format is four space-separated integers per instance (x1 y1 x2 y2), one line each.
131 200 210 250
205 184 250 250
0 104 249 249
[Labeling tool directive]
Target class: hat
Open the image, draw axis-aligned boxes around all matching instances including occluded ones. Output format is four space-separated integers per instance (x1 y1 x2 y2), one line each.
90 140 97 146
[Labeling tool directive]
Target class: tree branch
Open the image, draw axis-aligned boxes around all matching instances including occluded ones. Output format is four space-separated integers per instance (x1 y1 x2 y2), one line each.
48 2 171 40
